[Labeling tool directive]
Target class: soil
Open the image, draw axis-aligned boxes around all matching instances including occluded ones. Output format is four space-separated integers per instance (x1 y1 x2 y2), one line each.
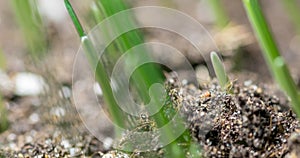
167 78 300 157
2 77 300 158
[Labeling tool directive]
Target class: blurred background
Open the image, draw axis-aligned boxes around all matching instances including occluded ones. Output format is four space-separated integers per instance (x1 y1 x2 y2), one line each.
0 0 300 83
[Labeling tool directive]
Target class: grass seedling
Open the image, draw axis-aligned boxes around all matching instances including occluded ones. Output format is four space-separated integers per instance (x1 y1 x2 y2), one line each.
281 0 300 35
208 0 230 28
65 0 125 137
242 0 300 117
210 51 229 90
11 0 47 61
67 0 186 156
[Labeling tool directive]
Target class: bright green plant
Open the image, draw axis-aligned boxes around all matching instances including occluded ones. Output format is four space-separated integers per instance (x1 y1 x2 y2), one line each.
92 0 165 103
242 0 300 117
11 0 47 61
281 0 300 35
65 0 188 156
90 0 169 125
208 0 229 28
210 51 229 90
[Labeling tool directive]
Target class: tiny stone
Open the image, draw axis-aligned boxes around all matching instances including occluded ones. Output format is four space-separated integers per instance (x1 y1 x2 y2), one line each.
102 153 114 158
7 133 17 141
18 153 24 158
244 80 252 86
25 136 33 143
59 86 72 98
69 148 80 157
103 137 113 150
182 79 188 85
61 140 71 149
29 113 40 124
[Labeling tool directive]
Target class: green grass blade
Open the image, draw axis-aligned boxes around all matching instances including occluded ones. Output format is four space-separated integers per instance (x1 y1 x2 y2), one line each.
208 0 229 28
242 0 281 70
94 0 165 103
210 51 229 90
0 49 8 133
90 1 185 156
11 0 47 61
281 0 300 35
65 0 125 137
65 0 85 38
243 0 300 117
0 49 6 70
274 57 300 115
0 95 8 133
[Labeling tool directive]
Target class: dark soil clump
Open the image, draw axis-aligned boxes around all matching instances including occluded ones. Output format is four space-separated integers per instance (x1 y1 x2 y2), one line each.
168 79 300 157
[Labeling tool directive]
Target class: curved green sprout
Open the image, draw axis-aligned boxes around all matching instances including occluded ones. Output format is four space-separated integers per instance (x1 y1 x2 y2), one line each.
210 51 229 90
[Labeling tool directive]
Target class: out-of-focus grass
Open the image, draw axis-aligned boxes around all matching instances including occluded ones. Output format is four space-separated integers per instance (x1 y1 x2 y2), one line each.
0 49 8 133
208 0 229 28
281 0 300 35
11 0 47 61
0 49 6 70
0 95 8 133
243 0 300 118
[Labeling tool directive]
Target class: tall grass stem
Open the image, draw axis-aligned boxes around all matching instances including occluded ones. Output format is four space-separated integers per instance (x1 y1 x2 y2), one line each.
243 0 300 117
11 0 47 61
65 0 125 137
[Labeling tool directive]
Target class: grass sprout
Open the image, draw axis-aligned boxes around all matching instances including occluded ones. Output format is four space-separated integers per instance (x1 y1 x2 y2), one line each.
210 51 229 90
11 0 47 61
243 0 300 117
